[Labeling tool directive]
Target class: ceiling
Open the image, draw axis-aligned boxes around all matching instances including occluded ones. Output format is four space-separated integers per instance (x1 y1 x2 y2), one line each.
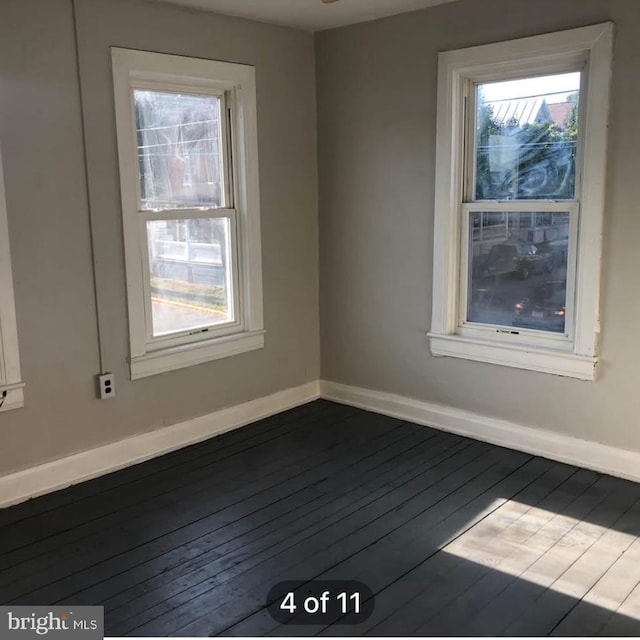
155 0 458 32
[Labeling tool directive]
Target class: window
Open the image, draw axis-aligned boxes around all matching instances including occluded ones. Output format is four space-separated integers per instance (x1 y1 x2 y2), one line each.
0 146 24 410
112 49 263 379
429 24 613 380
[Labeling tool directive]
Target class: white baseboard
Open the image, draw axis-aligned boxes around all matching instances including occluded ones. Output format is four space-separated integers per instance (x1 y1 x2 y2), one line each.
0 380 320 509
320 380 640 484
4 376 638 510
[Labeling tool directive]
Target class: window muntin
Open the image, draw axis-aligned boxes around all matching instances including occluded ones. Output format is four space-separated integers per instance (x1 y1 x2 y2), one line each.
474 72 581 201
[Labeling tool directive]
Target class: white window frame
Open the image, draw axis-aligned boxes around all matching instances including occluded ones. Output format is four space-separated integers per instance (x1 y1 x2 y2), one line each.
428 23 613 381
111 48 264 379
0 146 24 410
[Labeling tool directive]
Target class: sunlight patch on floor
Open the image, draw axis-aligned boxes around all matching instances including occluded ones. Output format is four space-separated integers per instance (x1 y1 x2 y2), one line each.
443 498 640 619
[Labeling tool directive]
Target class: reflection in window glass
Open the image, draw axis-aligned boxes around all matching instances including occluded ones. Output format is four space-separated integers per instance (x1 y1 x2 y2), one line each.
135 90 225 211
475 72 580 200
147 218 232 336
468 211 569 333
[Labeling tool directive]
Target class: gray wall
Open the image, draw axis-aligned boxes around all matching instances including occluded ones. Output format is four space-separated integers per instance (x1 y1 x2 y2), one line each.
0 0 319 475
1 0 638 480
316 0 640 451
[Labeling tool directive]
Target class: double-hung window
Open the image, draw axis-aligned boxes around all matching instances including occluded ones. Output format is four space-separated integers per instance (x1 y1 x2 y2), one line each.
0 146 24 410
429 24 613 380
112 49 263 379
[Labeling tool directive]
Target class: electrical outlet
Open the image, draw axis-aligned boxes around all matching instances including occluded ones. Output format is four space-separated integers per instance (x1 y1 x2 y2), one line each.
98 373 116 400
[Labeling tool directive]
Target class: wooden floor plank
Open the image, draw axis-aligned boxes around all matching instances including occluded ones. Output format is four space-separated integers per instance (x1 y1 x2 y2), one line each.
1 400 640 637
430 475 640 637
0 402 356 559
35 418 440 606
64 428 453 614
321 463 588 637
0 400 331 529
106 435 478 635
2 410 402 601
598 579 640 636
502 496 640 636
96 434 465 634
177 448 533 637
551 538 640 636
111 440 495 636
253 455 547 638
365 467 602 637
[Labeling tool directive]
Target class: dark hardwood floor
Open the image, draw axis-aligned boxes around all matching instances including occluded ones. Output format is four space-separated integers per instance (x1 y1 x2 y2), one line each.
1 399 640 636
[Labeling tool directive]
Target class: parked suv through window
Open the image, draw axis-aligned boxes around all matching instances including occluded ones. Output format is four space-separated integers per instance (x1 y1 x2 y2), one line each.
482 242 552 280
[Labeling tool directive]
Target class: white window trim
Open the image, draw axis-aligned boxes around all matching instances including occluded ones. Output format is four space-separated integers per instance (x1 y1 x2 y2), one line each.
111 48 264 380
0 146 24 410
429 23 613 381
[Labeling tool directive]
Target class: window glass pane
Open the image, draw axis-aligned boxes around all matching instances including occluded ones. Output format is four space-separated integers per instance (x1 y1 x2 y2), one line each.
147 218 233 336
135 90 225 211
468 211 570 333
475 72 580 200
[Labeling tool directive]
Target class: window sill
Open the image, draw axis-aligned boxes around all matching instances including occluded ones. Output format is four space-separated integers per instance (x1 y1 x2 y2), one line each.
130 330 265 380
428 333 596 380
0 384 25 412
